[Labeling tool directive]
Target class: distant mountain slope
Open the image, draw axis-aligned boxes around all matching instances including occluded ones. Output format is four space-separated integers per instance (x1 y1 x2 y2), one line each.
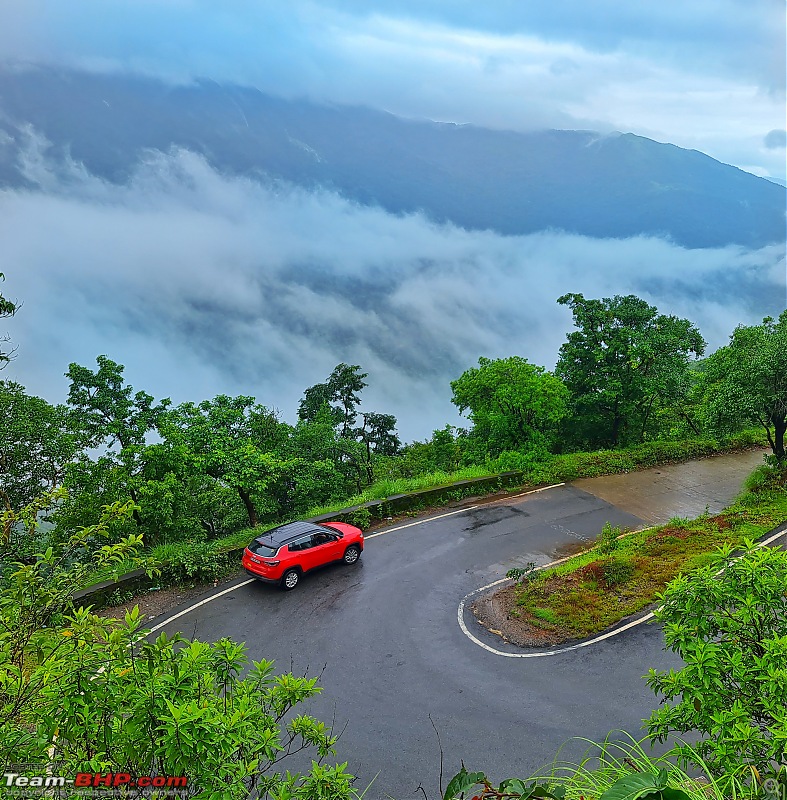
0 67 784 249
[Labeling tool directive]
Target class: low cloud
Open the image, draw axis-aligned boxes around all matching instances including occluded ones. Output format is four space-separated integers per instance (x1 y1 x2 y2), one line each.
2 146 784 440
764 129 787 149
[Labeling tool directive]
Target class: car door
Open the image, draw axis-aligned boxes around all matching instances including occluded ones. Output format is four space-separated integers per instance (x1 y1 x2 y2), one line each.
288 535 319 571
309 530 343 566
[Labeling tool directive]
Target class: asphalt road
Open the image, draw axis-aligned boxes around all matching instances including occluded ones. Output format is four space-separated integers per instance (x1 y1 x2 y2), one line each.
150 453 764 800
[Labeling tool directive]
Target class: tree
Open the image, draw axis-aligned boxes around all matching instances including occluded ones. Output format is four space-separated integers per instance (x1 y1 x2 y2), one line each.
161 396 293 528
450 357 569 458
646 543 787 778
701 312 787 463
0 272 17 368
64 356 171 529
355 412 401 482
0 382 82 541
555 294 705 448
298 363 368 439
66 356 169 451
0 495 357 800
298 364 400 489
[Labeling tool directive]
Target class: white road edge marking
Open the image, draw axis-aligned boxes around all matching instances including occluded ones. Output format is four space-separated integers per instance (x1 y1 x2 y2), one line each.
145 482 566 635
148 579 256 635
458 527 787 658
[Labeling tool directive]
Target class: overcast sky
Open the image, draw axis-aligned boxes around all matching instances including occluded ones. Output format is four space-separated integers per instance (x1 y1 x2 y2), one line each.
0 2 785 440
0 0 785 178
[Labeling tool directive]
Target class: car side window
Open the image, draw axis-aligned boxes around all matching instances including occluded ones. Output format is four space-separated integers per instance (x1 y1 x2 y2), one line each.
312 531 333 546
289 536 313 552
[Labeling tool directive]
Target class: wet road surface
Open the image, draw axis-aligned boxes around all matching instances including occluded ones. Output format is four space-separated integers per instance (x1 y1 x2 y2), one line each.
572 449 765 524
148 451 766 799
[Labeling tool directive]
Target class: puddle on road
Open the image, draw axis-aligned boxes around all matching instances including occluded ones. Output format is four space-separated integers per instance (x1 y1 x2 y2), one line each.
572 449 766 525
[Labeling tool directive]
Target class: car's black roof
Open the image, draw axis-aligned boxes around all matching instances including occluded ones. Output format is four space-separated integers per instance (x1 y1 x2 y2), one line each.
253 521 327 546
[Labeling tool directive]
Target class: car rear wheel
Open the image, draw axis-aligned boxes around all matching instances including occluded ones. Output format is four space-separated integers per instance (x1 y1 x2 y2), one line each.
343 545 361 565
281 569 301 590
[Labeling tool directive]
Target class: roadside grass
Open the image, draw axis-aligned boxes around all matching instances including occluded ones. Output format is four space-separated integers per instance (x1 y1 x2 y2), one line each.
531 733 758 800
510 474 787 641
305 465 494 516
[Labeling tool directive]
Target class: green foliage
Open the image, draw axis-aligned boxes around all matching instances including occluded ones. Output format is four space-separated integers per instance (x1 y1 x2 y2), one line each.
161 395 294 528
347 507 372 530
444 765 565 800
451 356 568 459
0 493 359 799
701 311 787 462
66 355 170 451
599 770 692 800
506 562 537 582
600 556 634 586
531 736 755 800
158 540 236 584
556 293 705 449
597 522 623 555
646 542 787 777
298 363 401 491
0 272 17 368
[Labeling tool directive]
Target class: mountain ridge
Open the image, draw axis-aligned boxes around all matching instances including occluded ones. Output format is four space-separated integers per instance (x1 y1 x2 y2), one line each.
0 65 784 249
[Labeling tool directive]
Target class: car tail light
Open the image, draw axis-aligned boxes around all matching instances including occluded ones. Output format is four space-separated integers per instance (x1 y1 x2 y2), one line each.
265 560 280 567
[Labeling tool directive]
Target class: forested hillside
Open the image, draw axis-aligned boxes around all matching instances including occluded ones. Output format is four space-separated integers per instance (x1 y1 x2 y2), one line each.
2 272 784 585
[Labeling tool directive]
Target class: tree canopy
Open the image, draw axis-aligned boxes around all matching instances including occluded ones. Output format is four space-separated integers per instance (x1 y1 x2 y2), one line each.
0 273 17 368
701 311 787 463
555 293 705 448
451 356 568 457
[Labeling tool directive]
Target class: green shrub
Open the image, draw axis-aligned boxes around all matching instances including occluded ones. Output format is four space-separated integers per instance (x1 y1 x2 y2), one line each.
596 522 623 554
646 542 787 778
601 556 634 586
347 507 372 530
507 562 537 582
159 541 236 584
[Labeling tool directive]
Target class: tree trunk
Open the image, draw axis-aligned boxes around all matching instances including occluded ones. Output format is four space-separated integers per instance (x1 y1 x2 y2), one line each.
237 486 258 527
128 487 144 527
774 416 786 463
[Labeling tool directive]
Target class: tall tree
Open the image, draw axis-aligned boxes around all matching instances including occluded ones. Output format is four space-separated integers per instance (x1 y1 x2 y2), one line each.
64 356 170 530
451 356 568 457
298 364 399 488
66 356 169 450
355 412 401 483
701 311 787 463
0 273 17 368
161 396 293 528
0 383 82 541
555 293 705 448
298 363 368 438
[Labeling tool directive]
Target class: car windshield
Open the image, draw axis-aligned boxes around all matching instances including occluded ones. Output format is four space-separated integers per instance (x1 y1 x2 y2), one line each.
248 540 278 557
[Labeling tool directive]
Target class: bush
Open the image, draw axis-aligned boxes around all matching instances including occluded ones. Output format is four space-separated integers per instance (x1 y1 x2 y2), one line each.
646 542 787 778
600 556 634 586
159 541 236 584
507 562 537 582
347 507 372 530
596 522 623 554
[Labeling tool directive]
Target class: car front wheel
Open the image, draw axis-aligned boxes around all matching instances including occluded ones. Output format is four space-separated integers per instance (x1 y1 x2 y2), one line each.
281 568 301 590
343 545 361 565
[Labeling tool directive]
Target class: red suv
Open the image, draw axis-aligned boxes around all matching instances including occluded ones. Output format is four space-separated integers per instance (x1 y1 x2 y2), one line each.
242 520 364 590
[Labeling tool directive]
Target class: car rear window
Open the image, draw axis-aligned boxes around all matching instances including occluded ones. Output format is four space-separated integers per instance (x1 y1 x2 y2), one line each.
248 540 279 557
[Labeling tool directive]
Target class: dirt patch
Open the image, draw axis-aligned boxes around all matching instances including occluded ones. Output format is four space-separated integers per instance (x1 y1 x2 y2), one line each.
471 583 571 648
96 569 245 623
